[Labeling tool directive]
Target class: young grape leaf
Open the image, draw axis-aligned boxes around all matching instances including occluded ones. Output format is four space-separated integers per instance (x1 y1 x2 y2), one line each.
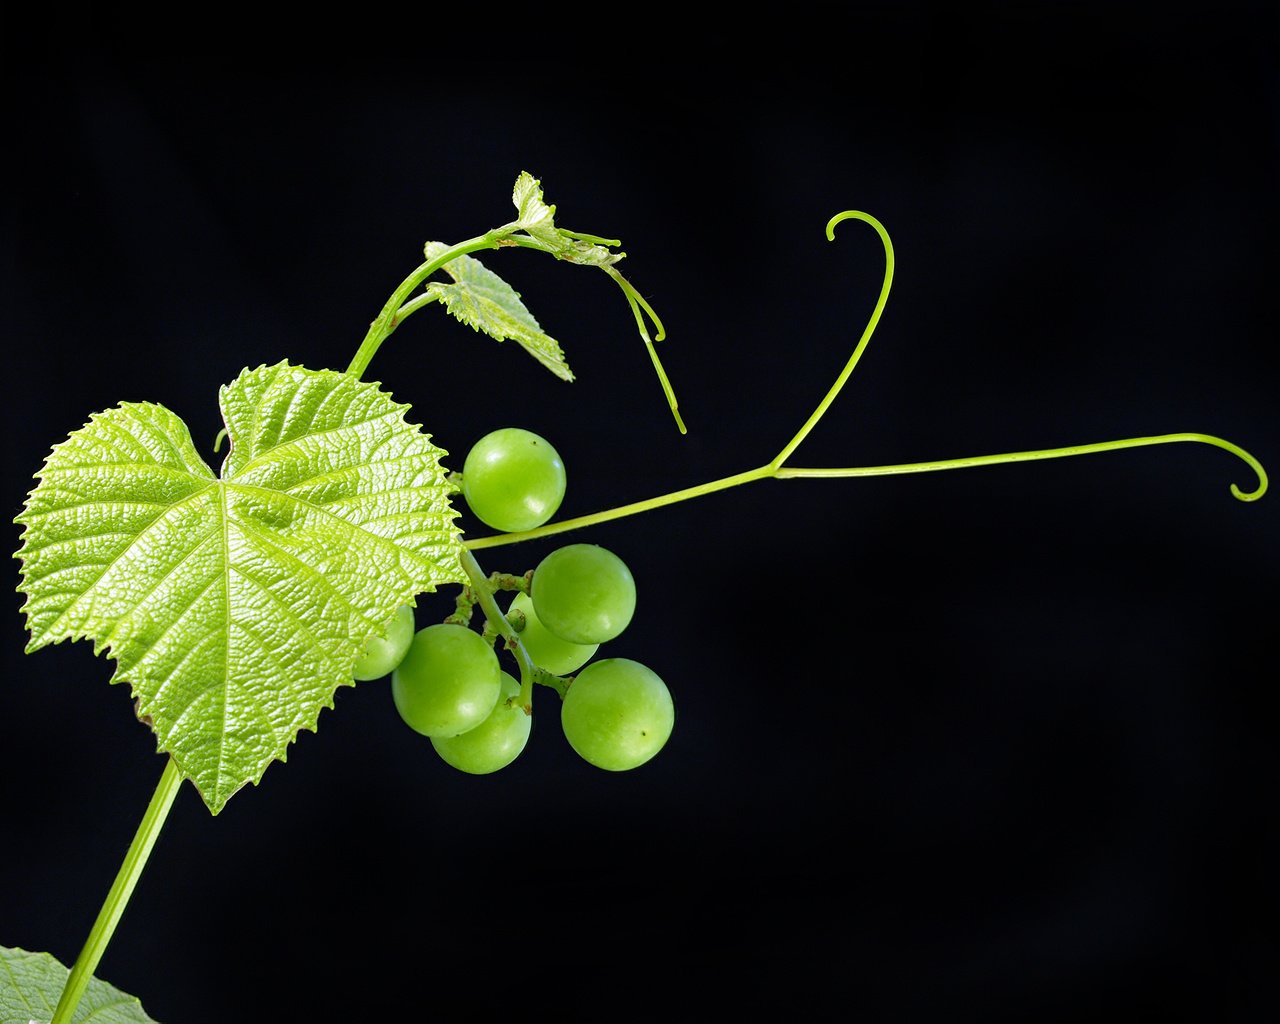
511 169 560 248
508 171 623 268
13 361 465 814
423 241 574 381
0 945 158 1023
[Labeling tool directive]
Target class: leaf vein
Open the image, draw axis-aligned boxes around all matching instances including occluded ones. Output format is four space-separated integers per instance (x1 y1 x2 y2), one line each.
33 461 211 481
19 529 153 560
232 408 404 479
146 627 226 733
119 562 224 686
282 451 438 495
17 497 175 523
28 486 218 643
230 480 452 583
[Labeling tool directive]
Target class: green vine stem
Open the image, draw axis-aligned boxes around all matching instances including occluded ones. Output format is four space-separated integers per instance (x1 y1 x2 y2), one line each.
346 233 500 380
52 757 184 1024
464 468 771 549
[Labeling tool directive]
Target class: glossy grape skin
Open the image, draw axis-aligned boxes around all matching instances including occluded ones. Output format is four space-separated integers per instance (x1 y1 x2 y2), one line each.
462 427 566 533
530 543 636 645
507 591 598 675
431 672 532 774
353 603 415 681
391 623 501 738
560 658 674 771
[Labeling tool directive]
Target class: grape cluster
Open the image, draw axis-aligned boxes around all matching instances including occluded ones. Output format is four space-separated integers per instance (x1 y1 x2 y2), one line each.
351 427 674 775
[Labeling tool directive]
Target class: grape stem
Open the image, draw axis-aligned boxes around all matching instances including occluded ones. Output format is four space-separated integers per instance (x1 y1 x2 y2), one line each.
464 209 1265 550
458 547 543 712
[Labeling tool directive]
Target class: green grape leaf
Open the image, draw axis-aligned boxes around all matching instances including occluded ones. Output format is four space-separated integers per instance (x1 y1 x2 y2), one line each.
14 361 465 814
0 945 158 1023
423 241 574 382
511 169 560 247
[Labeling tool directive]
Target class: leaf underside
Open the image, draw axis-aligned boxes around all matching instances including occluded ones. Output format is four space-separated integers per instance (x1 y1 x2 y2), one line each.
13 361 466 814
0 945 158 1023
423 241 575 382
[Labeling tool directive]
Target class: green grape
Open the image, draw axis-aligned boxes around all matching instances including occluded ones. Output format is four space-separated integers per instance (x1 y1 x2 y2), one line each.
431 671 532 774
561 658 674 771
507 591 599 675
353 603 415 681
462 427 567 533
391 623 501 738
530 543 636 645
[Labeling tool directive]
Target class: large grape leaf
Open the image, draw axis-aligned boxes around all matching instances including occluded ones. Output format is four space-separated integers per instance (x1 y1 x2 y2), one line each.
13 361 465 814
423 241 575 381
0 945 158 1023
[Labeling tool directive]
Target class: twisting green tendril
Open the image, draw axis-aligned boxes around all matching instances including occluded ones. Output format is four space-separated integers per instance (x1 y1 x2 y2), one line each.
775 433 1268 500
606 267 667 342
462 432 1266 551
604 265 685 434
560 229 623 246
771 210 895 469
465 209 1265 551
497 231 684 431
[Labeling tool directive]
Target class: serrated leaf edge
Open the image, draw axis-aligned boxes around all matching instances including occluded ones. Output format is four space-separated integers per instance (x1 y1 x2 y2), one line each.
12 361 467 813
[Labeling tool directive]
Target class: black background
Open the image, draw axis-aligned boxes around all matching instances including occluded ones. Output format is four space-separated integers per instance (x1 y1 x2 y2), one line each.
4 4 1277 1022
